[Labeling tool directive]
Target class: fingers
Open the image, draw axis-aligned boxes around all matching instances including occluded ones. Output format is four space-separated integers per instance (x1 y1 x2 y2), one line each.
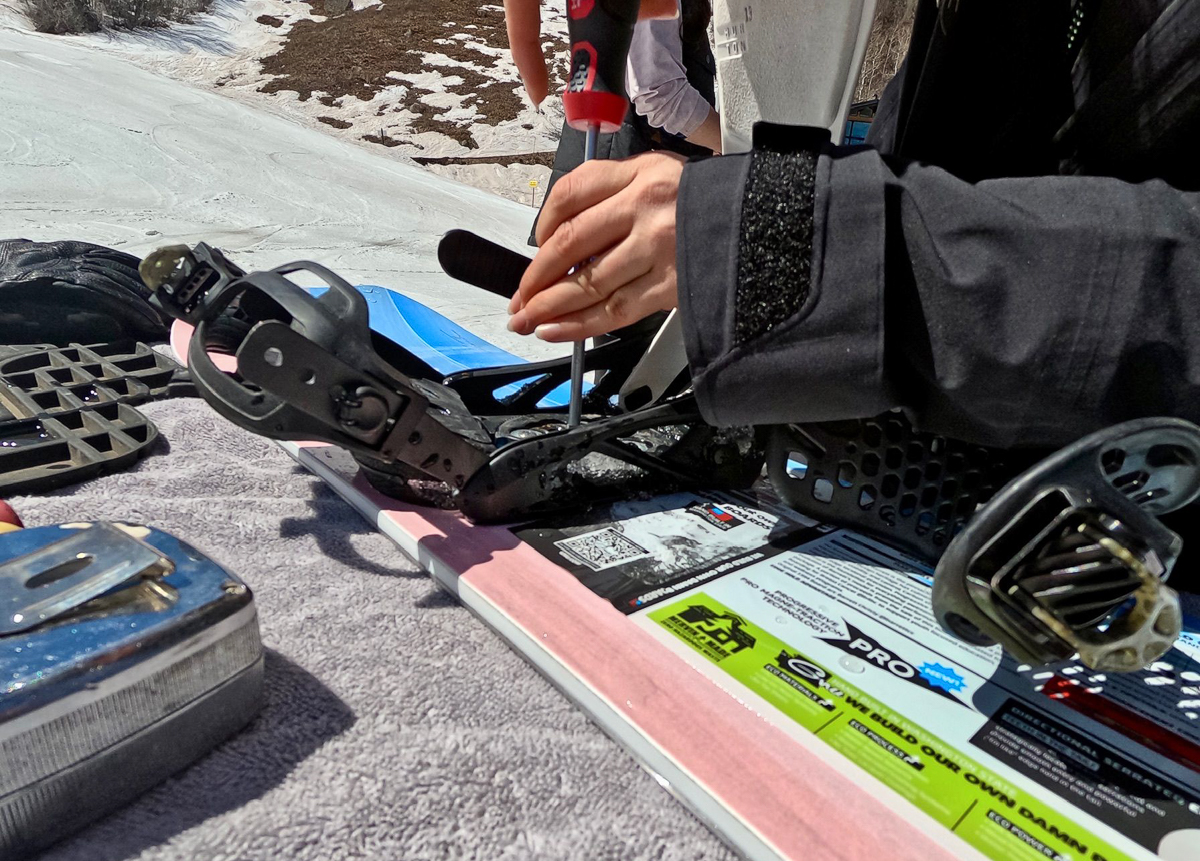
511 162 639 314
529 274 675 343
508 239 654 334
508 151 684 343
504 0 548 106
533 158 638 250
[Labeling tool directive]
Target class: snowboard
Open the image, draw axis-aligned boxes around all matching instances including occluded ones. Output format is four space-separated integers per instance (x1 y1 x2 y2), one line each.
171 292 1200 861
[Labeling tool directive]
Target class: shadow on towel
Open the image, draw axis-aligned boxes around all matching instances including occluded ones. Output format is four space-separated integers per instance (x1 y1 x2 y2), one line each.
43 649 355 861
279 480 429 580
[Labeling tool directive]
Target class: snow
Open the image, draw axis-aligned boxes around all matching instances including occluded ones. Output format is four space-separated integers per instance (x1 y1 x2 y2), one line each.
3 0 291 83
0 0 562 203
421 162 550 216
0 19 564 361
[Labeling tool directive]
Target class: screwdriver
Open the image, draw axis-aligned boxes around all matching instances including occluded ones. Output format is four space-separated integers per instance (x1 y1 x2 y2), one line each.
562 0 640 426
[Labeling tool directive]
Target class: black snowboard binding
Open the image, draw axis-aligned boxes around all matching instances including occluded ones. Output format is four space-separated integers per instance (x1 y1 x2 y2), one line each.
765 414 1200 671
140 242 763 523
932 418 1200 671
143 239 1197 672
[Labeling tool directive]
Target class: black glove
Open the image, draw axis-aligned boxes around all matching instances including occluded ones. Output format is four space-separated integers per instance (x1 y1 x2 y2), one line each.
0 239 168 346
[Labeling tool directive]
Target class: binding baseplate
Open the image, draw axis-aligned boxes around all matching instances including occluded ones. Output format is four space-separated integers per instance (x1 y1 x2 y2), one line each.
141 243 763 523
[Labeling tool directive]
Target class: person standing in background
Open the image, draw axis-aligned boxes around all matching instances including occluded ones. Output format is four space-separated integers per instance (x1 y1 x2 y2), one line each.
626 0 722 156
530 0 718 245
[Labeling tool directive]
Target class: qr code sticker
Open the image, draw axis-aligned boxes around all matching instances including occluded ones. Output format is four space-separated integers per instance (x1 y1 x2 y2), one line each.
555 528 652 571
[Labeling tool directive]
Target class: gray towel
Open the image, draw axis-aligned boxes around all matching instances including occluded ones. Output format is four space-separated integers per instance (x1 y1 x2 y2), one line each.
14 399 732 861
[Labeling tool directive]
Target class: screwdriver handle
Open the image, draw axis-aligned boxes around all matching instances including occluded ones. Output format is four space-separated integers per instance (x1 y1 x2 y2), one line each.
437 230 530 299
563 0 640 133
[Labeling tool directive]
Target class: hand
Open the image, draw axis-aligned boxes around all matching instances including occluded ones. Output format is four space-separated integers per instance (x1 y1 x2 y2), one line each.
508 151 686 342
503 0 680 106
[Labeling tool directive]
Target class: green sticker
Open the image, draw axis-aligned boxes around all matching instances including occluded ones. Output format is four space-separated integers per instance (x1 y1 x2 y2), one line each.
650 595 1137 861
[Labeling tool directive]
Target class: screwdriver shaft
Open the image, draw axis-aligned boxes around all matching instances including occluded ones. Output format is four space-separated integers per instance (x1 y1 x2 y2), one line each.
568 123 601 427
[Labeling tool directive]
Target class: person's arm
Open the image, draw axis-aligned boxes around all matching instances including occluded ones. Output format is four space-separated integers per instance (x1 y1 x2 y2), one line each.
508 141 1200 450
685 108 722 155
626 14 721 153
677 137 1200 449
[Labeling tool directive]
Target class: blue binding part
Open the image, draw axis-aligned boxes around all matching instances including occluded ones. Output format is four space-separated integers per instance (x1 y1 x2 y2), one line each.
307 285 579 407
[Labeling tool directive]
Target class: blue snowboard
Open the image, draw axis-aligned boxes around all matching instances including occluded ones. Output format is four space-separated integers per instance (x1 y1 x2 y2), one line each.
307 285 578 407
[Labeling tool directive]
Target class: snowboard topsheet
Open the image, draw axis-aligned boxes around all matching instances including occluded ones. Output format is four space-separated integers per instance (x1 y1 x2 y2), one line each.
172 295 1200 861
170 284 580 406
307 284 578 406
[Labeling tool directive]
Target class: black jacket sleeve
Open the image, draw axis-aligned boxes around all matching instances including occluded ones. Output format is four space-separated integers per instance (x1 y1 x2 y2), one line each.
676 144 1200 449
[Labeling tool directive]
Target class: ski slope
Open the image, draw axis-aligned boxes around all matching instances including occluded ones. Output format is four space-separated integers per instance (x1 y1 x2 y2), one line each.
0 21 560 360
0 0 564 203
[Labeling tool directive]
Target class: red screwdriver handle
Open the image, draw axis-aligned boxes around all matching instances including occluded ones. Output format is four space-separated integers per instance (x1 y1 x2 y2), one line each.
563 0 640 133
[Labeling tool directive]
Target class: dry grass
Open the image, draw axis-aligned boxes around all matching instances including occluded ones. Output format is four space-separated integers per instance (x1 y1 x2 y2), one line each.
21 0 210 33
856 0 920 101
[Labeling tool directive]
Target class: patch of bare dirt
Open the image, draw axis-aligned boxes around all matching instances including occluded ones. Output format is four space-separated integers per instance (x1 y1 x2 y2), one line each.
361 131 401 147
410 116 478 148
249 0 569 191
256 14 283 27
412 152 555 168
257 0 542 129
